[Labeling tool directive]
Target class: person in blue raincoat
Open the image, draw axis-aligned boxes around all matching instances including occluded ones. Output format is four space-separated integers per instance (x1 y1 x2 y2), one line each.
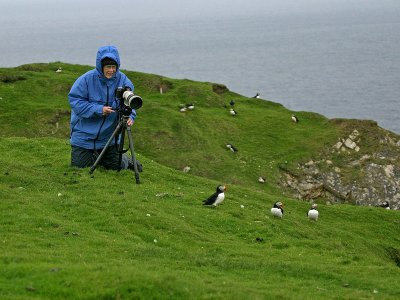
68 45 138 170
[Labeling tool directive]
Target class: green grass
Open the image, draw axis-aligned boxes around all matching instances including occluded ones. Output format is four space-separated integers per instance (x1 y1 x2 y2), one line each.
1 137 399 299
0 63 399 299
0 62 340 193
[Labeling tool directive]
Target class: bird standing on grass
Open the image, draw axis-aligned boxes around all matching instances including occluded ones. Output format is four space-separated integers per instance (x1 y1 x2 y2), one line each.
203 185 227 207
377 201 390 210
291 114 299 123
230 108 237 116
226 144 238 152
307 203 319 221
230 100 235 106
253 92 260 99
271 201 284 218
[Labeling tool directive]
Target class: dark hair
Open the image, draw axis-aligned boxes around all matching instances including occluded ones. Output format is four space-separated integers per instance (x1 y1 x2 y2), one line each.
101 57 117 69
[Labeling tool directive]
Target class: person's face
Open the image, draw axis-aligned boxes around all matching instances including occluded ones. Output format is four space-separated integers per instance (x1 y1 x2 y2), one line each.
103 65 117 78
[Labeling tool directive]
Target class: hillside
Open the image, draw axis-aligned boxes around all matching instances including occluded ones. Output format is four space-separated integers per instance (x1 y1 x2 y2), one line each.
1 62 399 208
1 137 399 299
0 63 399 299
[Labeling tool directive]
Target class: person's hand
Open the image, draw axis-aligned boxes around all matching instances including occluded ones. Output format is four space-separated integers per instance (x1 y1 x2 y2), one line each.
102 106 115 116
127 118 134 127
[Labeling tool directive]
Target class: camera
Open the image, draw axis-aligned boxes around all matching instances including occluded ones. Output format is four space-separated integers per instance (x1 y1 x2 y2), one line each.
115 86 143 110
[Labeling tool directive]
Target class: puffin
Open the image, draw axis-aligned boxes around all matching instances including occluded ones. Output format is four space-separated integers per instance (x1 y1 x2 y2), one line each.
203 185 227 207
230 108 237 116
180 107 187 112
378 201 390 210
187 103 195 110
55 67 62 73
226 144 238 152
291 114 299 123
307 203 319 221
230 100 235 107
252 92 260 99
258 176 266 183
271 201 284 218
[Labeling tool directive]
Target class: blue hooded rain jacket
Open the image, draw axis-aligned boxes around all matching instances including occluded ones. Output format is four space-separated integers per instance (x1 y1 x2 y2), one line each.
68 45 136 149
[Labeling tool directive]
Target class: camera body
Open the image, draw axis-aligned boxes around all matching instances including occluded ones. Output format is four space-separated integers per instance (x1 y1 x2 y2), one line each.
115 86 143 112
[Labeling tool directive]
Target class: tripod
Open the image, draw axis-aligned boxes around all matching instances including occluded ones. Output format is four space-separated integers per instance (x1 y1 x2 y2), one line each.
89 114 141 184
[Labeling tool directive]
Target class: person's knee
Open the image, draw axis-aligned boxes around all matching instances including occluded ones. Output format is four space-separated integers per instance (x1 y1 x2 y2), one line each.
71 146 95 168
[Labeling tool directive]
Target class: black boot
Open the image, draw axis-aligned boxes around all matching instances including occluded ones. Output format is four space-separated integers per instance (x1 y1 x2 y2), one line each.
129 159 143 173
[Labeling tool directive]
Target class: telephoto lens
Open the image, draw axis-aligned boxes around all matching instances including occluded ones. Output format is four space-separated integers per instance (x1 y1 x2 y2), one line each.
123 91 143 110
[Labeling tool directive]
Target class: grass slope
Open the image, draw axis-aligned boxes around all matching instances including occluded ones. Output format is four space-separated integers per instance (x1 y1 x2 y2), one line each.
0 62 339 193
1 63 399 299
0 137 399 299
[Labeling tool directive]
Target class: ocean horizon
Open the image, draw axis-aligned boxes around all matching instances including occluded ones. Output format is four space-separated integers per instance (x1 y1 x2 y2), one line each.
1 2 399 133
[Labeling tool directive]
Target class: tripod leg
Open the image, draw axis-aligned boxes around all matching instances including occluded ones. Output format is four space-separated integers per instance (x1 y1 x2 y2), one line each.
117 126 126 171
126 126 140 184
89 121 123 174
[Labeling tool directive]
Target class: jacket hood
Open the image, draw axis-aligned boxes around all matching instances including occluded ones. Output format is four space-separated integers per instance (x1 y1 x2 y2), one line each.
96 45 121 75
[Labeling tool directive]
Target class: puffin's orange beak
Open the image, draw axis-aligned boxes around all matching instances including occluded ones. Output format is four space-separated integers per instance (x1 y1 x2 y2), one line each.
224 185 227 191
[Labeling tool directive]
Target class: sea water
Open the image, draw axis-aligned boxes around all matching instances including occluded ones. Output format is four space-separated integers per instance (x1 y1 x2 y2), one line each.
1 5 399 133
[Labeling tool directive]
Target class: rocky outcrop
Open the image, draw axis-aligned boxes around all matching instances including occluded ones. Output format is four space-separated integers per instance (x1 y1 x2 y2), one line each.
280 129 400 210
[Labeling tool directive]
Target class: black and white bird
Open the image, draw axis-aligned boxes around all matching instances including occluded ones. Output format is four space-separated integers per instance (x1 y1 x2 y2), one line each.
252 92 260 99
377 201 390 210
307 203 319 221
203 185 227 207
229 108 237 116
271 201 284 218
187 103 195 110
258 176 266 183
55 67 62 73
230 100 235 106
291 114 299 123
226 143 238 152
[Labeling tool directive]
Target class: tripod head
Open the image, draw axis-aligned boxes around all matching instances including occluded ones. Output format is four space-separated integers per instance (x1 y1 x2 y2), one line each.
117 106 134 121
